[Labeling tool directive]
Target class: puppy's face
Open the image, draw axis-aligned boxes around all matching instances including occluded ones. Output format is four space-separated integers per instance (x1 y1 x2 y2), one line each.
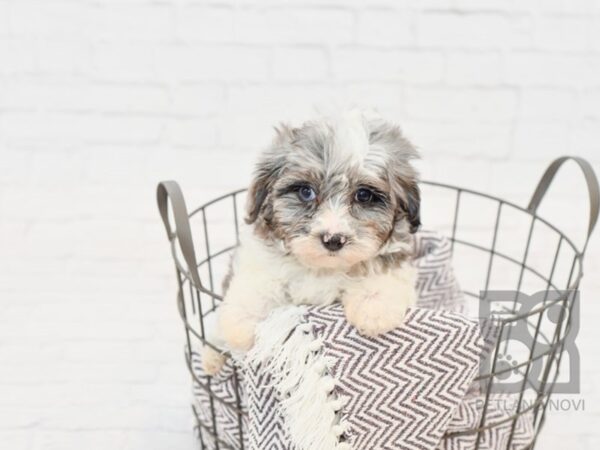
246 110 420 271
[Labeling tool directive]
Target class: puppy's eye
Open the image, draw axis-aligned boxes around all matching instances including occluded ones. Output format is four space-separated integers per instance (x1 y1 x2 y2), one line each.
355 188 374 203
298 185 317 202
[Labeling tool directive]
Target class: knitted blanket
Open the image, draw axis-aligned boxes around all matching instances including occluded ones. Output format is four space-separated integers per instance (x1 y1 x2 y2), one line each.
191 231 534 450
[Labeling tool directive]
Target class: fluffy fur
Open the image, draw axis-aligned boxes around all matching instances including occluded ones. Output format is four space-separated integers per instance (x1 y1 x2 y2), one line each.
203 109 420 374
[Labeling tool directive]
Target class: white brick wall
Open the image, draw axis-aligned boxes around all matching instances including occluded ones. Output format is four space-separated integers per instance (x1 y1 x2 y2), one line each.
0 1 599 449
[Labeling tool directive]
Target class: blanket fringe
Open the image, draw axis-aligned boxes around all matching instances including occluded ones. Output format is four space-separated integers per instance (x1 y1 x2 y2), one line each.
245 306 351 450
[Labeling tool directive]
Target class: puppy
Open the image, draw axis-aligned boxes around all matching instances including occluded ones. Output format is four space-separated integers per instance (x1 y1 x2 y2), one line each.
202 110 420 375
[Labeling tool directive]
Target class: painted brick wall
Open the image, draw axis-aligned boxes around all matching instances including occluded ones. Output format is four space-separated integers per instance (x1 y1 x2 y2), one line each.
0 1 599 449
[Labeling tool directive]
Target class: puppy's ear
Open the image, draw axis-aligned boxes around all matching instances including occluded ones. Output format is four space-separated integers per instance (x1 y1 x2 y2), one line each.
245 170 270 224
245 125 293 224
404 182 421 233
367 115 420 235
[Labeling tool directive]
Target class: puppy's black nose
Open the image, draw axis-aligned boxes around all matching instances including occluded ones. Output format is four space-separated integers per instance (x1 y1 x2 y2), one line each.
321 233 346 251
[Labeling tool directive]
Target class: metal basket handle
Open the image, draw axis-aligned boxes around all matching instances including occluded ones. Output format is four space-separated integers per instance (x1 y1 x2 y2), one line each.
157 180 203 289
527 156 599 253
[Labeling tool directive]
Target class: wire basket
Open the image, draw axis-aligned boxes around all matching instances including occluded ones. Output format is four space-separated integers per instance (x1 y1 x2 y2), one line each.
157 156 598 450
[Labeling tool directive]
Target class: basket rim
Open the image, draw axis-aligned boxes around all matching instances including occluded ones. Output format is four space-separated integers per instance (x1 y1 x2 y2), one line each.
172 180 584 299
187 181 584 258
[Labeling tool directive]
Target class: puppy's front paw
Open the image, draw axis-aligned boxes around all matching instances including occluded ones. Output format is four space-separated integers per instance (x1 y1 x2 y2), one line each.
343 267 417 337
222 323 256 352
201 345 226 376
218 303 258 352
344 291 409 337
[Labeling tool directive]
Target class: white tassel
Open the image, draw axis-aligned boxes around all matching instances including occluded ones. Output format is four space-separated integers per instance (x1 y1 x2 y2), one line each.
244 305 351 450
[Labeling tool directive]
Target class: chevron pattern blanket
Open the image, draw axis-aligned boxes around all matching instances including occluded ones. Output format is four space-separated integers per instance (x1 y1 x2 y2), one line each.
191 231 535 450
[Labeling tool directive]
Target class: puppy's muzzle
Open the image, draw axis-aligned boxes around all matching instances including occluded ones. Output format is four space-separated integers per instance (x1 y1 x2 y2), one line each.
320 233 347 252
